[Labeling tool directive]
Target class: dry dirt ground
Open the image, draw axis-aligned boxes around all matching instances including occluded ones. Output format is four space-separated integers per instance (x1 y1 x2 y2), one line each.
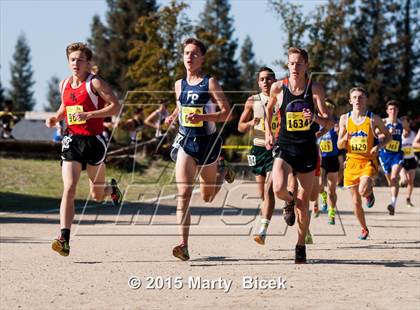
1 184 419 310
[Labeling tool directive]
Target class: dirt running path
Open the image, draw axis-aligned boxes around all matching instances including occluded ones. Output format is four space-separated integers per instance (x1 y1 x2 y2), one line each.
1 185 419 309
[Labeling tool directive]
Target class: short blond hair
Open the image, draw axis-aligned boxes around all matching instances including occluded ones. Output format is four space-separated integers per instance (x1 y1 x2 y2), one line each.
349 87 368 97
66 42 93 61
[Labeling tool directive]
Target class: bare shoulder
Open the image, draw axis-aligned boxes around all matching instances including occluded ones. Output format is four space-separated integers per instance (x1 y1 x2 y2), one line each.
373 114 384 124
208 76 221 88
174 79 182 91
311 81 325 94
270 80 283 94
339 113 348 125
246 95 255 103
91 76 108 88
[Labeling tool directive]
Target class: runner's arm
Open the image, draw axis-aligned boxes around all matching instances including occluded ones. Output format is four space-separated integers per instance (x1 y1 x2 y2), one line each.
264 81 281 150
144 109 160 129
310 82 334 129
374 115 392 148
45 80 66 128
203 77 232 122
165 80 181 126
412 129 420 149
375 118 388 140
238 96 257 133
337 114 348 150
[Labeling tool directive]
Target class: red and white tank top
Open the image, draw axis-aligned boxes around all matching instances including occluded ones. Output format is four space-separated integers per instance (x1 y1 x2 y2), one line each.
61 74 104 136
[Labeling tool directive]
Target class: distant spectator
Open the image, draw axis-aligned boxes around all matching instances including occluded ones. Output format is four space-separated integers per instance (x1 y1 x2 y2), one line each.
118 107 145 144
0 100 19 139
144 102 170 138
53 120 65 142
102 116 114 144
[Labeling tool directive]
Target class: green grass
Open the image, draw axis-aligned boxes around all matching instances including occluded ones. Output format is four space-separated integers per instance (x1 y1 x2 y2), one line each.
0 157 176 211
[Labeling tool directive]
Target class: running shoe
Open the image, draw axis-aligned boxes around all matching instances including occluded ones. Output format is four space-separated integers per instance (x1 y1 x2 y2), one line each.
406 198 414 208
320 191 328 212
328 207 336 225
305 231 313 245
254 233 266 245
110 178 123 207
219 158 235 184
283 199 296 226
313 205 320 218
51 237 70 256
295 245 307 264
358 228 369 240
366 192 375 209
387 204 395 216
172 244 190 261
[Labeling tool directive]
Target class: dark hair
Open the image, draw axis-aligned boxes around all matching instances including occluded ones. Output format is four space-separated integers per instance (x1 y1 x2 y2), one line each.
385 100 399 109
288 47 309 63
183 38 207 55
349 87 368 97
257 66 276 80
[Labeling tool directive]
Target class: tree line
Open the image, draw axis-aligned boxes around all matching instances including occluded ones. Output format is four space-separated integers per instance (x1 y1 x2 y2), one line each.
1 0 418 123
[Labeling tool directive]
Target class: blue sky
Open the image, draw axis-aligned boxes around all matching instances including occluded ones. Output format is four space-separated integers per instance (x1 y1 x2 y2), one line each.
0 0 325 111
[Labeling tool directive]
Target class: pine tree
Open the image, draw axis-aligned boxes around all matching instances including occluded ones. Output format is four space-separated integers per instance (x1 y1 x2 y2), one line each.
126 1 191 110
392 0 419 115
306 0 349 107
344 0 391 112
239 35 259 94
0 76 5 109
196 0 242 132
44 76 61 112
88 0 158 97
196 0 241 92
9 33 35 111
88 15 110 79
268 0 309 64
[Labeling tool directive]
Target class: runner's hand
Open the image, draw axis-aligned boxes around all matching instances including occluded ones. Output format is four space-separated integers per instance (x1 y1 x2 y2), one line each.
250 117 260 127
46 117 57 128
265 132 273 150
370 145 380 156
303 108 313 121
164 115 174 126
74 112 89 121
186 113 202 124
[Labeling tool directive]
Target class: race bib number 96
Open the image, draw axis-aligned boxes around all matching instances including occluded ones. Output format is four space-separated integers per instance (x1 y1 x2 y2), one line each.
286 112 310 131
255 115 279 133
181 107 203 127
66 105 86 125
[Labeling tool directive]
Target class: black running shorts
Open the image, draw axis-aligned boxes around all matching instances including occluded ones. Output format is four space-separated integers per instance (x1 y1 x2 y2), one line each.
273 142 318 174
321 155 340 173
61 134 107 170
402 158 417 171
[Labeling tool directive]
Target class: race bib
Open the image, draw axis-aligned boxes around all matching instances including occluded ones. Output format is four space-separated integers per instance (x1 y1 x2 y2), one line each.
286 112 310 131
320 140 333 153
181 107 203 127
402 147 413 157
247 155 256 167
350 136 368 153
385 140 400 152
66 105 86 125
254 115 279 133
